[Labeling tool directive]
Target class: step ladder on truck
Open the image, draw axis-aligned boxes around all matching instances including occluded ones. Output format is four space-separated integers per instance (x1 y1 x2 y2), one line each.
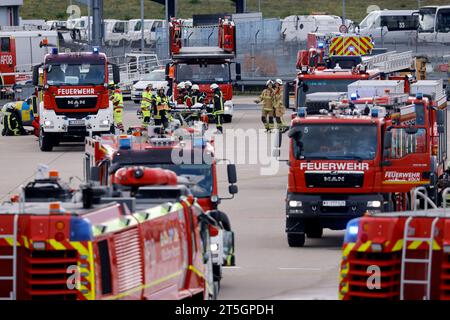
0 214 18 300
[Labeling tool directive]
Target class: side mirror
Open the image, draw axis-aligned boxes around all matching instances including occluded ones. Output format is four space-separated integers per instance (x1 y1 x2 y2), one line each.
90 166 100 182
32 65 40 86
165 63 171 81
235 63 241 81
437 109 445 126
228 184 238 195
383 131 392 150
227 164 237 184
112 64 120 84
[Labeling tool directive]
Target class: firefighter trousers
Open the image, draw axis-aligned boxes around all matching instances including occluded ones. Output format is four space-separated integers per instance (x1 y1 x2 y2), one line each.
261 109 274 131
214 111 223 133
114 107 124 131
140 106 151 125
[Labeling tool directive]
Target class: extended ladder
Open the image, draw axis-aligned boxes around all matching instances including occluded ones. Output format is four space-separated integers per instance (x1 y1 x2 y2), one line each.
0 214 18 300
362 51 413 74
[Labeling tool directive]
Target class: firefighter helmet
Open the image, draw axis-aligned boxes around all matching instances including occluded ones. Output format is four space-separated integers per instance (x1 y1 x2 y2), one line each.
185 81 192 87
192 84 199 90
210 83 219 90
177 82 185 89
275 79 283 85
266 79 273 86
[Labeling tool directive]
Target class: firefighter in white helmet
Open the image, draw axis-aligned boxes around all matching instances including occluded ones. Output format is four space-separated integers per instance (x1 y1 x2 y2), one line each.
210 83 224 134
191 84 206 105
255 79 274 132
273 78 287 132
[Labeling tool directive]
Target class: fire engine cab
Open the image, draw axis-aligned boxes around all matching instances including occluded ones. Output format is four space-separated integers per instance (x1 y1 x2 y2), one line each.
165 18 241 123
277 80 448 247
0 167 216 300
32 48 120 152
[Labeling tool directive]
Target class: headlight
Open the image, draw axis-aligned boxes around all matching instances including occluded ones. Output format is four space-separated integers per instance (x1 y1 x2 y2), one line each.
210 243 219 252
367 200 381 208
44 120 53 127
344 218 361 243
224 105 231 111
289 200 302 207
211 195 218 203
101 119 110 126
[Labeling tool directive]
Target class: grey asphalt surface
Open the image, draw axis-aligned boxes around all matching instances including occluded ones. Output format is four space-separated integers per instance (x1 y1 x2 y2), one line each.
0 96 342 300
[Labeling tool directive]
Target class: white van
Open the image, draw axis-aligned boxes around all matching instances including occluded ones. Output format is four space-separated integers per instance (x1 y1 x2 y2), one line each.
128 19 162 46
104 19 129 46
146 20 164 45
417 6 450 43
356 10 418 43
282 15 352 42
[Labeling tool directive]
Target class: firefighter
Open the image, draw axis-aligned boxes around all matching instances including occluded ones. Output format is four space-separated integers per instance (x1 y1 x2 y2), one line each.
109 83 124 133
1 103 28 136
140 83 154 126
211 83 224 134
153 86 171 129
191 84 206 105
273 78 288 132
255 80 275 132
176 82 187 105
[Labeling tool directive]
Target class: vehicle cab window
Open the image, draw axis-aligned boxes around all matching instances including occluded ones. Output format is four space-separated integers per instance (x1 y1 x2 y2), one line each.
0 37 10 52
389 128 427 159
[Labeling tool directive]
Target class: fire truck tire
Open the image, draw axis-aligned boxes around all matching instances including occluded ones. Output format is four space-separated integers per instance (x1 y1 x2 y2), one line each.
287 233 305 247
210 210 231 231
39 130 54 152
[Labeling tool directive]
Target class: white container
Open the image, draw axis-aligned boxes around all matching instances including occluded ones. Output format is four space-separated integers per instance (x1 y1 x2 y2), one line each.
347 80 404 99
410 80 445 101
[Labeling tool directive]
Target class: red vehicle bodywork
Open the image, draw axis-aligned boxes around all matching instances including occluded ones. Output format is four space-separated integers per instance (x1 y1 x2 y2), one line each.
0 36 16 86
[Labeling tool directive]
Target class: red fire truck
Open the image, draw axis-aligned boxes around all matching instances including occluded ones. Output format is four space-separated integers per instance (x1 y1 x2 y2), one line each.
339 192 450 300
32 48 120 152
0 167 216 300
0 36 16 86
277 81 447 247
165 18 241 123
84 129 238 287
291 33 414 110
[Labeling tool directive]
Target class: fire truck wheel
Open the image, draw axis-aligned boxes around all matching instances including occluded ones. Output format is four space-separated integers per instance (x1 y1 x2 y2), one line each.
210 210 231 231
287 233 305 247
39 130 54 152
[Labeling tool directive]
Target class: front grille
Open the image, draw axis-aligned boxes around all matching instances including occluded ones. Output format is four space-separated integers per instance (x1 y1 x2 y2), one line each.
345 251 401 300
305 172 364 188
24 250 78 300
55 97 98 110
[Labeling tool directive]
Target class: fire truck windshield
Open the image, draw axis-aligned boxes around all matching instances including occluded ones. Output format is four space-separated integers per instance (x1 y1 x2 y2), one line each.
46 63 105 86
297 79 355 108
176 63 230 84
293 124 378 160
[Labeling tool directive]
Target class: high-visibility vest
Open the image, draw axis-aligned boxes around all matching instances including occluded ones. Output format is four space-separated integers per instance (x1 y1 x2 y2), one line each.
141 90 153 108
154 95 169 118
112 91 123 109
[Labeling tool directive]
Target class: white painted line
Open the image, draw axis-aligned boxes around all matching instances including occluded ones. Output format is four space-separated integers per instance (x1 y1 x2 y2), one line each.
278 267 321 271
223 266 241 269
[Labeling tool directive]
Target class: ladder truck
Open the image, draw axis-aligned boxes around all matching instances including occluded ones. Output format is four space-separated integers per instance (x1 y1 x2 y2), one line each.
0 167 217 300
165 18 241 123
275 79 448 247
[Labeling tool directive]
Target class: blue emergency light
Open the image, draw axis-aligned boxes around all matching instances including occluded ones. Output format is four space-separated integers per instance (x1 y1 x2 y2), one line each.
51 47 58 55
348 45 355 52
350 93 358 101
416 92 423 100
297 107 307 117
119 136 132 149
70 217 94 241
371 108 379 118
343 218 361 243
92 46 100 54
317 42 324 49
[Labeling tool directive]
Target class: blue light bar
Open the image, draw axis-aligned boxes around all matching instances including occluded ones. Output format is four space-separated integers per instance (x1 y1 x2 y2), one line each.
350 92 358 101
51 47 58 55
92 46 99 54
343 218 361 243
297 107 307 117
317 42 324 49
70 217 94 241
371 108 379 117
119 136 132 149
416 92 423 100
348 45 355 52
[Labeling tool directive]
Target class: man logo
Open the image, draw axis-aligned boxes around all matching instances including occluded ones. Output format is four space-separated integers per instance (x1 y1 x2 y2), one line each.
324 176 345 182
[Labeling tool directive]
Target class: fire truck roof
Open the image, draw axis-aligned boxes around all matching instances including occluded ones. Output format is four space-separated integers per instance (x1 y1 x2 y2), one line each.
291 115 382 125
173 46 234 60
45 52 106 64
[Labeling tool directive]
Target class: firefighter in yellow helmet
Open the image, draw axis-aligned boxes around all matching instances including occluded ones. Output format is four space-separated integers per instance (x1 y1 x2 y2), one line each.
273 78 288 132
109 82 124 133
140 83 154 126
255 79 274 132
152 86 171 129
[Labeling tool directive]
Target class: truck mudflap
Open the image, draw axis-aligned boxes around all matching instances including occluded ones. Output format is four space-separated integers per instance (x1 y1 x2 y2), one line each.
286 193 385 231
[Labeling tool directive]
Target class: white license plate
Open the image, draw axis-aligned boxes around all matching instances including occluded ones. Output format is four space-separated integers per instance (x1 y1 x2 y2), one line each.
69 120 85 126
322 200 346 207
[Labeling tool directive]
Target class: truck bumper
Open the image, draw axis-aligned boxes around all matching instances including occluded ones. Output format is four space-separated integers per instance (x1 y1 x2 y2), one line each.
40 109 113 136
224 100 233 117
286 193 384 231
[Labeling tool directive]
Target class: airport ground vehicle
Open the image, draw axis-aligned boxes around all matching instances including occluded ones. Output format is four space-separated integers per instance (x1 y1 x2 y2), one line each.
128 19 164 47
0 30 58 86
339 188 450 300
104 19 129 47
84 128 238 284
165 18 241 123
32 48 120 151
131 68 168 103
417 6 450 43
0 167 216 300
355 10 418 43
291 34 414 110
276 79 447 247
